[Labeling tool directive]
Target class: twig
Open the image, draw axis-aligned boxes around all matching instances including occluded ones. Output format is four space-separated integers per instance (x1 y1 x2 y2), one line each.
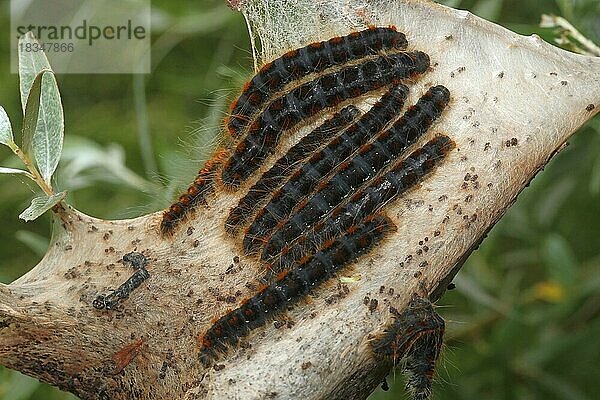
540 14 600 57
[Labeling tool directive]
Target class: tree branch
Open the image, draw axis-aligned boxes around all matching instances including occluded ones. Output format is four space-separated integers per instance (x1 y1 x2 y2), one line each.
1 1 599 399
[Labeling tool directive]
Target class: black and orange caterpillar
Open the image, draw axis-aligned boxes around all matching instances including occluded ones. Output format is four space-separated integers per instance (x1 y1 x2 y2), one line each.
160 26 452 399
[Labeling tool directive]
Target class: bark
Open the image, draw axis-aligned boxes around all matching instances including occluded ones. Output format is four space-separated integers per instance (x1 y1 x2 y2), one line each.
1 1 599 399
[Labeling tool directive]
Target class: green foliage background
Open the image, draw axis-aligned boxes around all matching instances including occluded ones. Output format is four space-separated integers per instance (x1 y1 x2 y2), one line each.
0 0 599 399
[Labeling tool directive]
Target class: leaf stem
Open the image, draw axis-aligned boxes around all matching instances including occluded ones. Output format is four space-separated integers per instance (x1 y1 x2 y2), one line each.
8 141 54 196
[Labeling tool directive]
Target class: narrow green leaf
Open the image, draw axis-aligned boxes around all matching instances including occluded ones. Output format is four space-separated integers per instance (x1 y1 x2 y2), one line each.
541 233 578 285
21 70 45 155
0 106 14 146
18 32 52 115
472 0 504 21
31 72 64 184
0 167 35 179
18 33 65 185
15 230 49 257
18 191 67 222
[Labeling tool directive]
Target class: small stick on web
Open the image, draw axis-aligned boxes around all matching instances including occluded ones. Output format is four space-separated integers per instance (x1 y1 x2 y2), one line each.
92 252 150 310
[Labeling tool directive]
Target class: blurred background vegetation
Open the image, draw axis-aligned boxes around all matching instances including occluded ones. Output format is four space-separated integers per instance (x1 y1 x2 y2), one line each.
0 0 598 399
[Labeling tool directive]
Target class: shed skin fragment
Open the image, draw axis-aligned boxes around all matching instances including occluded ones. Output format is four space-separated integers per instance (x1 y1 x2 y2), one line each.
371 295 445 400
